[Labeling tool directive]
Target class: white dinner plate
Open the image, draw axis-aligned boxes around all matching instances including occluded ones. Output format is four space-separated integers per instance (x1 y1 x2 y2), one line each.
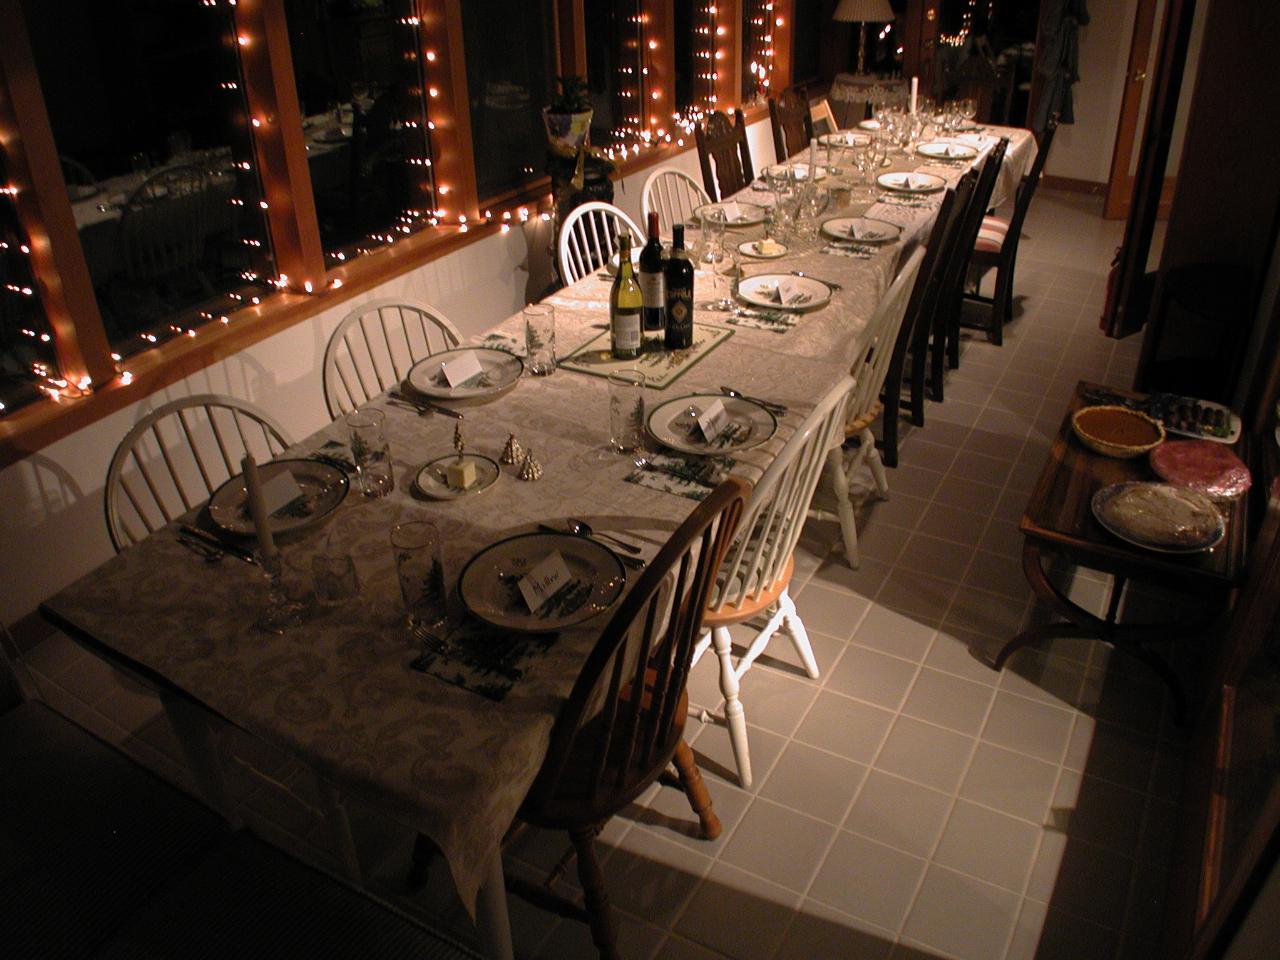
819 217 902 244
858 119 881 131
459 532 626 632
1091 482 1226 555
765 163 827 183
413 454 500 500
406 348 524 401
736 273 833 311
916 141 978 161
647 393 777 456
818 131 871 149
208 458 348 537
738 239 789 259
694 202 768 227
605 246 642 275
876 171 946 194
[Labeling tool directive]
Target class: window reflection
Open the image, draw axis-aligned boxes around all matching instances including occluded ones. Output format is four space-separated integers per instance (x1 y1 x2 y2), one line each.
20 0 274 360
585 0 627 147
461 0 555 201
741 0 777 105
0 147 58 415
285 0 435 262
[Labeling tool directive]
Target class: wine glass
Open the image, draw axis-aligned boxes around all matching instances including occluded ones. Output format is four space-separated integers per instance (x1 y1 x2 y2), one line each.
700 207 726 269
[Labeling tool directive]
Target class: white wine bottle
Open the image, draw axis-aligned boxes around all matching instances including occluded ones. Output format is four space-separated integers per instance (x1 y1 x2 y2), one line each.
610 234 642 360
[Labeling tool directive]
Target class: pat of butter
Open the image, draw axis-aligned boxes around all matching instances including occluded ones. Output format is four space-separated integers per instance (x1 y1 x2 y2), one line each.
446 459 476 490
756 239 783 255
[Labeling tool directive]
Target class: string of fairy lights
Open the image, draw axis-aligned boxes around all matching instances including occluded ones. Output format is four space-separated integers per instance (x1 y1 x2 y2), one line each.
4 0 792 416
940 0 996 48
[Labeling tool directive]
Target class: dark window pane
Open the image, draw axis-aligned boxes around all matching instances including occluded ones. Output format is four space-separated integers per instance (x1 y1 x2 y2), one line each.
0 149 59 415
584 0 627 146
461 0 555 201
284 0 435 263
741 0 778 105
20 0 275 361
791 0 822 86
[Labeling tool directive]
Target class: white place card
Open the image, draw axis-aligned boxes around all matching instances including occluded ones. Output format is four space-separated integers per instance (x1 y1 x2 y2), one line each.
719 201 743 222
695 397 732 442
440 350 485 388
260 468 305 515
773 277 802 304
518 551 573 613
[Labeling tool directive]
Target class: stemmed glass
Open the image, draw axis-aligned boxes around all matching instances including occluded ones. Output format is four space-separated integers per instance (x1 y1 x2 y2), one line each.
700 207 727 269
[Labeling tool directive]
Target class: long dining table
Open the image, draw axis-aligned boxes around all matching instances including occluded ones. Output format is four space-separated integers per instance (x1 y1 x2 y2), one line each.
41 122 1035 958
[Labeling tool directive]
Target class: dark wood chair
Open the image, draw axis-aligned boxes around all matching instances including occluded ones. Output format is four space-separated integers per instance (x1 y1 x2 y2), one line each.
933 137 1008 390
695 109 755 202
512 477 749 960
962 115 1060 344
768 86 813 163
879 182 961 468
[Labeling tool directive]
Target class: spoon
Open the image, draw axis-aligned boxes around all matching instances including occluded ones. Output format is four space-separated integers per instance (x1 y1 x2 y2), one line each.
564 519 643 554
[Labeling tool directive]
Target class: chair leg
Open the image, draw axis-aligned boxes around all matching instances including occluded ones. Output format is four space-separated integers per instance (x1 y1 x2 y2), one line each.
929 312 946 402
946 295 961 369
776 590 820 679
734 604 786 679
672 739 722 839
826 445 860 569
711 625 752 788
569 825 620 960
864 427 890 501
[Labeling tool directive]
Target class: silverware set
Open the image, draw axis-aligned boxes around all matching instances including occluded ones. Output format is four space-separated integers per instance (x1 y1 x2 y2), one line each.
177 524 257 565
720 385 787 417
388 391 463 419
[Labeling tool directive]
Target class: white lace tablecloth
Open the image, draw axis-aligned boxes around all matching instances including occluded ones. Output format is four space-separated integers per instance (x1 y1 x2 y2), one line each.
42 127 1033 918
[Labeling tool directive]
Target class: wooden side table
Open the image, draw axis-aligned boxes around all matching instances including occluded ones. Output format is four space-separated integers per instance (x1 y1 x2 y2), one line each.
987 382 1250 724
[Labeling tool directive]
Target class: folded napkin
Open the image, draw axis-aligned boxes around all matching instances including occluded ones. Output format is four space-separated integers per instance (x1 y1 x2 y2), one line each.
821 245 872 260
897 173 928 190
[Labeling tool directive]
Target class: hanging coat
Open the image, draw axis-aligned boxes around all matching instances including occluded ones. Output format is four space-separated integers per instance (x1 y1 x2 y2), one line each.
1035 0 1090 130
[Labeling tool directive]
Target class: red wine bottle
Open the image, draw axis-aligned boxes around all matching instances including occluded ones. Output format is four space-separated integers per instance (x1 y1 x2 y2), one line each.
638 211 666 349
664 224 694 350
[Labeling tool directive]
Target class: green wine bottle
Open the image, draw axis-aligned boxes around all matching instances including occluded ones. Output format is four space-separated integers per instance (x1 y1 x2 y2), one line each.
610 235 642 360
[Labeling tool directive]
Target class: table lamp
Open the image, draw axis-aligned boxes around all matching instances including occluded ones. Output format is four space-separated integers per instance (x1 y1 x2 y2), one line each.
834 0 896 77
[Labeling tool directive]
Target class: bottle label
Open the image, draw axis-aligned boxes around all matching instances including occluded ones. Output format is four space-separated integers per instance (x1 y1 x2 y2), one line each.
612 310 641 351
638 271 665 308
668 294 692 328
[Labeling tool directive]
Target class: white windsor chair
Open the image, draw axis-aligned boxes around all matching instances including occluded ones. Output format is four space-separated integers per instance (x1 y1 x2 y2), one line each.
556 201 642 286
641 167 711 236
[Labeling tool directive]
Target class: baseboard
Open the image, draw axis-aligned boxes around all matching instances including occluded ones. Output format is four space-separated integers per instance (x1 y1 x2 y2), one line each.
1042 175 1108 195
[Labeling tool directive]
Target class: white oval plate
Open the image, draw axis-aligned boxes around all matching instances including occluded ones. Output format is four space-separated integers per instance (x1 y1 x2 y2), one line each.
736 273 832 311
605 246 642 275
765 163 827 183
1091 481 1226 554
459 532 626 632
209 458 348 537
858 119 881 131
738 239 789 259
647 393 777 456
406 348 524 401
916 141 978 160
413 453 500 500
877 171 946 194
694 201 768 227
820 217 902 244
818 131 871 148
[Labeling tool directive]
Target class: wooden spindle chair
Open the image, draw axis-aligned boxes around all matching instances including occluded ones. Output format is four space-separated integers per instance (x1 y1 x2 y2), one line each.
104 394 292 551
694 109 755 202
322 298 461 418
512 477 749 960
557 201 643 286
641 167 711 235
769 86 814 162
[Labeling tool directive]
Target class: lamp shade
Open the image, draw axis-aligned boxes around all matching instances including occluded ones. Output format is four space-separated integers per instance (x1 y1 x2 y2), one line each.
833 0 895 22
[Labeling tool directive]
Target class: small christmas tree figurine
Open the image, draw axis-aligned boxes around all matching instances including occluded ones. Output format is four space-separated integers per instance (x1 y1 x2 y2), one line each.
501 433 523 464
518 449 542 481
453 422 465 461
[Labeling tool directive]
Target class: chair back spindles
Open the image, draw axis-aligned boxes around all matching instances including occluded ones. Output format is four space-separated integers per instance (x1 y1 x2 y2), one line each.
105 395 292 552
769 86 813 162
322 298 461 418
556 201 642 286
642 168 712 235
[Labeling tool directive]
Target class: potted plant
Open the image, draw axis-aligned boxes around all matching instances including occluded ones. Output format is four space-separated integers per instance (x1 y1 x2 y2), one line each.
542 75 593 158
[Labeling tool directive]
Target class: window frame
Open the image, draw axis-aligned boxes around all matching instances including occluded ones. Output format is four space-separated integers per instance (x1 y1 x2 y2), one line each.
0 0 793 468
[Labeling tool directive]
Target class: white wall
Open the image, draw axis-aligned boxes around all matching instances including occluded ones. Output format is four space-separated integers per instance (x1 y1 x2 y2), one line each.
1046 0 1139 184
0 117 782 630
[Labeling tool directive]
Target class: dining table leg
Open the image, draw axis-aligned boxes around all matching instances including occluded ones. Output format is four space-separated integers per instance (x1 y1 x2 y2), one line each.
158 690 244 830
477 846 515 960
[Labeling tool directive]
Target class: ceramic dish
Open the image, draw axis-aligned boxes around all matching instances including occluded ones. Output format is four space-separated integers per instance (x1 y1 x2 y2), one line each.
413 453 500 500
458 532 626 632
694 201 768 227
819 217 902 244
764 163 827 182
876 171 946 194
208 458 348 537
736 273 833 311
818 131 872 148
405 348 524 401
646 393 777 455
1091 482 1226 554
858 119 881 130
738 239 789 259
916 141 979 160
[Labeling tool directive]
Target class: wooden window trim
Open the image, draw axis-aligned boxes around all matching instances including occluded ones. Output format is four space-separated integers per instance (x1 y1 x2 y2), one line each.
0 1 782 468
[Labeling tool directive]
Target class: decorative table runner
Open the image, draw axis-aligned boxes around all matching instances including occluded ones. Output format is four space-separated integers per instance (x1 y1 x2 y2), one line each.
559 322 733 388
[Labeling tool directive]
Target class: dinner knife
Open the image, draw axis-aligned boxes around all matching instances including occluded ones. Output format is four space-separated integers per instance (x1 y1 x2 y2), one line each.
180 524 258 565
536 524 646 569
389 391 464 419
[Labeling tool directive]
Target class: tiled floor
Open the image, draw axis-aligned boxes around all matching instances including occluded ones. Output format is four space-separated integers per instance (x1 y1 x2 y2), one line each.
21 190 1190 959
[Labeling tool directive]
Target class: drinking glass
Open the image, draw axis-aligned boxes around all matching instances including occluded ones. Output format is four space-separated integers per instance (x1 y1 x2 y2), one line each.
391 520 449 652
345 408 394 497
608 369 647 455
255 547 311 634
523 303 556 376
701 207 726 268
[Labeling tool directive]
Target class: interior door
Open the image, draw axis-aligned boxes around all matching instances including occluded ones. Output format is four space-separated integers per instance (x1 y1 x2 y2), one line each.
1103 0 1160 219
